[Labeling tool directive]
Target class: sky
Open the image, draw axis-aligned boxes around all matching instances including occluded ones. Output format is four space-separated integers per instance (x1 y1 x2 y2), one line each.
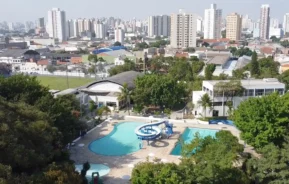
0 0 288 22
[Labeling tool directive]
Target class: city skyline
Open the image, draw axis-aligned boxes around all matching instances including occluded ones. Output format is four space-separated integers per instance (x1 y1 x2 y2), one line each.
0 0 288 22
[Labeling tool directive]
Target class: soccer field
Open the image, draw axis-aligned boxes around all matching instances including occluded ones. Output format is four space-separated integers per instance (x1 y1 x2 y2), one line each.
37 76 95 90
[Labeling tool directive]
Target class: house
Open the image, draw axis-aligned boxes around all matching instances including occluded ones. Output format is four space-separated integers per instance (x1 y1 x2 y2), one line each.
80 71 143 111
192 78 285 117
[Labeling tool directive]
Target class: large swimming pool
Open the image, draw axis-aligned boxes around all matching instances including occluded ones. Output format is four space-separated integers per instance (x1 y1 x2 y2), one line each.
89 122 144 156
171 128 218 156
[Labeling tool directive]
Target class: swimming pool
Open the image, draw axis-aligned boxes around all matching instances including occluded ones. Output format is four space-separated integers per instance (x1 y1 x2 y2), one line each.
75 164 110 181
89 122 144 156
171 128 218 156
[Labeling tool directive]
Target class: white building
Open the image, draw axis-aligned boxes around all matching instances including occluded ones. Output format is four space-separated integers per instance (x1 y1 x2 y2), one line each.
47 8 67 42
260 4 270 40
77 19 84 36
114 28 124 43
94 22 106 39
197 17 203 33
242 15 254 31
67 19 79 38
83 19 92 32
170 9 197 48
283 13 289 34
270 18 280 28
269 27 283 38
192 79 285 117
81 71 143 111
148 15 171 37
204 4 222 39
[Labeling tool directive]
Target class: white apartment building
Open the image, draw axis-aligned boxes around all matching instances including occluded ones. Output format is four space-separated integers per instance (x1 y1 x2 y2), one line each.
269 27 283 38
77 19 84 36
47 8 67 42
260 4 270 40
226 13 242 41
204 4 222 39
242 15 254 31
170 9 197 48
270 18 280 28
83 19 92 32
148 15 171 37
94 22 106 39
283 13 289 34
114 28 124 43
192 78 285 117
197 17 203 33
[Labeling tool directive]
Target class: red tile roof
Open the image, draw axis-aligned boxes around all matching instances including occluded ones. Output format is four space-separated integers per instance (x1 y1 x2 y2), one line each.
261 47 274 54
37 59 49 66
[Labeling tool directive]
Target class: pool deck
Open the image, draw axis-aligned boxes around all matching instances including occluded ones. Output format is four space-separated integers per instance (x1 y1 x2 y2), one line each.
70 117 257 184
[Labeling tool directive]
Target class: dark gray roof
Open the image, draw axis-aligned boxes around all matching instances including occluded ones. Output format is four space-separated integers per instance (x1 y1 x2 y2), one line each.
0 49 28 57
87 71 143 90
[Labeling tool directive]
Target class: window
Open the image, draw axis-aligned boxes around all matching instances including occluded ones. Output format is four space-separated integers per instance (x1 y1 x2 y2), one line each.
255 89 264 96
244 89 254 96
265 89 274 95
276 88 284 95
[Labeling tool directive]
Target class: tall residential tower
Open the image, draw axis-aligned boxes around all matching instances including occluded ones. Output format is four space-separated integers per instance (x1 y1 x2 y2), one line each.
260 4 270 40
148 15 171 37
170 9 197 48
226 13 242 41
204 4 222 39
47 8 67 42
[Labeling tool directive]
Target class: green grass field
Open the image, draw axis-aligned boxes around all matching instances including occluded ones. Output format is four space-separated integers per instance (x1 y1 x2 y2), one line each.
37 76 95 90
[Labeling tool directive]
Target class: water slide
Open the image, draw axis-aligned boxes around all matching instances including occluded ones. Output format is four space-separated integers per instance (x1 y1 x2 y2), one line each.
135 121 173 141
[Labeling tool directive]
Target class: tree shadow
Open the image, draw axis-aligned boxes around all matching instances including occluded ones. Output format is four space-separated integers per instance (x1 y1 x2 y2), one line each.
150 140 169 148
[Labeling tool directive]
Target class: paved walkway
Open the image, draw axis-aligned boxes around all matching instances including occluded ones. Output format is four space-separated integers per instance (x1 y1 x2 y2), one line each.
69 117 259 183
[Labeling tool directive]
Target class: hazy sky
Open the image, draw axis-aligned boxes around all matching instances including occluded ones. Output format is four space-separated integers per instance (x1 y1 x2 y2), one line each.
0 0 288 22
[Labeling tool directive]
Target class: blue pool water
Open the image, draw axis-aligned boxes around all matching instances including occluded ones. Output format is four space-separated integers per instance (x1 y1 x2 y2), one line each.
171 128 218 156
209 119 235 126
75 164 110 181
89 122 144 156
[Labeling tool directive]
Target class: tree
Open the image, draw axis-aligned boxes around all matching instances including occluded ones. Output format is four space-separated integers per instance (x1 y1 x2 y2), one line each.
88 54 98 79
202 42 210 47
197 93 212 118
108 59 136 76
117 83 131 115
47 65 56 73
168 59 194 81
279 70 289 90
133 74 187 109
233 69 248 79
96 106 111 119
246 143 289 183
280 40 289 48
80 162 90 184
250 51 260 77
183 47 195 53
89 100 96 116
233 93 289 148
205 64 216 80
113 41 122 46
229 47 237 56
270 35 280 43
221 30 226 38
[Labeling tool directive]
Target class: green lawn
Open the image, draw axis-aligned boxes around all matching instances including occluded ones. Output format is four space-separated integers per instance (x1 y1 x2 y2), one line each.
37 76 95 90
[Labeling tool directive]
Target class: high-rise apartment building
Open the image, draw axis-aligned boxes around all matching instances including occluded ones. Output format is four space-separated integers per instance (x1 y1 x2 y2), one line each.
94 21 106 39
77 19 84 36
270 18 280 28
47 8 67 42
83 19 92 32
170 9 197 48
197 17 203 33
283 13 289 34
260 4 270 40
242 15 254 31
226 13 242 41
204 4 222 39
114 28 124 43
148 15 171 37
67 19 79 38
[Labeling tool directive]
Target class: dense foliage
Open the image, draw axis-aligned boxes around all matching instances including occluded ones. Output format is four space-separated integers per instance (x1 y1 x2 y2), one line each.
233 93 289 148
132 131 249 184
0 75 85 183
109 58 136 76
229 47 253 57
133 74 187 109
204 64 216 80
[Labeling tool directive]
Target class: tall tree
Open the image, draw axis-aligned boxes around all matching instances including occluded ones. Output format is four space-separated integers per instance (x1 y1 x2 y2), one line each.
88 54 98 79
117 83 131 115
250 51 260 77
204 64 216 80
233 93 289 148
197 93 212 118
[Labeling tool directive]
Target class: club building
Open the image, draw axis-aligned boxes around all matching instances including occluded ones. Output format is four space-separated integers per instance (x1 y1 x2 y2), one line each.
80 71 143 111
192 78 285 117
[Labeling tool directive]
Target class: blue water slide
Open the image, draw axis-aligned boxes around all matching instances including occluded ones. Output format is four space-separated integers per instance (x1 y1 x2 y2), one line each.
135 121 173 140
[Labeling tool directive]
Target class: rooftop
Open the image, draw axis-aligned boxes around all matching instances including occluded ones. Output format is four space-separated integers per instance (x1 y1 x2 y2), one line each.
86 71 143 90
207 55 230 65
205 78 285 88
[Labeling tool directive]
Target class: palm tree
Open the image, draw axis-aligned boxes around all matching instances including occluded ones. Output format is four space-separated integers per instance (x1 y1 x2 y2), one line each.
117 83 131 115
197 93 212 118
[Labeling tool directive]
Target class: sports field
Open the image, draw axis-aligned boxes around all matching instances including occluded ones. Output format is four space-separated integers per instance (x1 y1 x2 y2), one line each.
37 76 95 90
